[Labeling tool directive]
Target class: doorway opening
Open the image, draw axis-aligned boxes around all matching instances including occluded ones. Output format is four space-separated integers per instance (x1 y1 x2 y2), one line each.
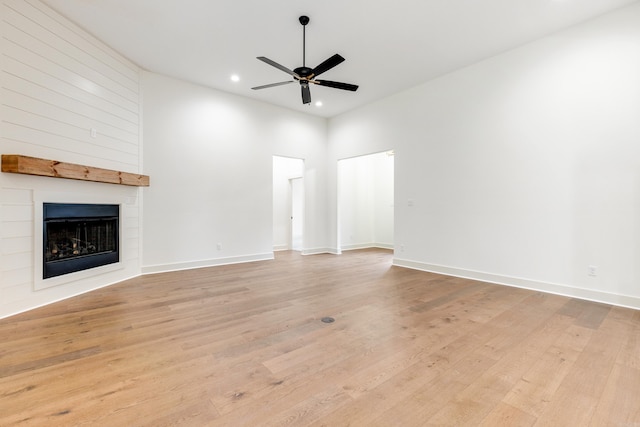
273 156 304 252
338 150 394 252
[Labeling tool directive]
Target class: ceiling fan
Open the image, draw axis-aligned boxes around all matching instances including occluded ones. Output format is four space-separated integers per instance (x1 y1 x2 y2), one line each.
252 15 359 105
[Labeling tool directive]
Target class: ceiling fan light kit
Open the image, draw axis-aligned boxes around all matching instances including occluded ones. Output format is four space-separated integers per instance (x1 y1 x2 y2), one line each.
252 15 359 105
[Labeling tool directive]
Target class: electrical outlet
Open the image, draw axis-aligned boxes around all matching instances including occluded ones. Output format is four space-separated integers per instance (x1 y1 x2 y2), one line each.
216 243 222 251
400 244 405 252
588 265 598 277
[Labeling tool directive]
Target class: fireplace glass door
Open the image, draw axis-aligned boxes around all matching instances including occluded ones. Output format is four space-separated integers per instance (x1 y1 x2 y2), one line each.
43 203 119 279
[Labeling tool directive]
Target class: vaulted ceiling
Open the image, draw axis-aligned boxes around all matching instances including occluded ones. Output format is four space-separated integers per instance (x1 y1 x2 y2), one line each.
42 0 638 118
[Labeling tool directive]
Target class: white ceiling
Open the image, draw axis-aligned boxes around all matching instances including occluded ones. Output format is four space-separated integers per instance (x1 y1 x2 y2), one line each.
42 0 638 118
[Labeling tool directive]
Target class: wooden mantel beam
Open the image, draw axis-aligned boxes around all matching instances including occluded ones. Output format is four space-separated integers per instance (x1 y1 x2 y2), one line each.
1 155 149 187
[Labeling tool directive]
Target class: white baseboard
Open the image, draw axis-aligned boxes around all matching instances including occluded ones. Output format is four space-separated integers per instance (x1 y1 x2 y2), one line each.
393 258 640 311
375 243 394 250
141 252 274 275
302 247 340 255
304 244 393 255
340 243 369 251
273 244 289 252
341 243 394 251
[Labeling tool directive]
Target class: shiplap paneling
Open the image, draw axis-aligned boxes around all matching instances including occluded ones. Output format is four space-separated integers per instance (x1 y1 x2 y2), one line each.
1 202 32 221
0 186 31 202
0 0 142 319
2 33 138 111
1 281 33 305
2 54 139 125
3 89 138 145
5 0 139 89
0 187 33 291
2 0 140 171
1 104 138 156
0 219 31 238
1 114 140 165
1 236 32 254
2 73 139 135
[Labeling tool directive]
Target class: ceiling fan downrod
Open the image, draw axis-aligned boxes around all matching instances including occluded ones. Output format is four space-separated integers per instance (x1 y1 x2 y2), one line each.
300 15 309 68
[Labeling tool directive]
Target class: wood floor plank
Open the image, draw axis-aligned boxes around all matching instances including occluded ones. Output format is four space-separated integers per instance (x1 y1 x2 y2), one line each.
532 307 626 426
478 402 537 427
589 363 640 426
1 249 639 426
425 309 576 425
502 324 593 419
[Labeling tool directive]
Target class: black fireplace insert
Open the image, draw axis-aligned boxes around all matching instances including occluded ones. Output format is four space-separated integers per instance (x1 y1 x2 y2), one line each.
43 203 119 279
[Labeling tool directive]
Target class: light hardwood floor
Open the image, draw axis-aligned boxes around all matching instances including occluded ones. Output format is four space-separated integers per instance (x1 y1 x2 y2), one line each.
1 249 639 426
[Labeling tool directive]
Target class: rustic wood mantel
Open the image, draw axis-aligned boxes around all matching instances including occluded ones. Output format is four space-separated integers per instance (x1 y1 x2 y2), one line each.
1 154 150 187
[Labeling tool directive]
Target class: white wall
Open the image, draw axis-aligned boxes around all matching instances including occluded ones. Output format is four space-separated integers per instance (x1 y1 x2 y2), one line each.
0 0 143 318
372 152 394 246
141 72 328 273
273 156 304 251
338 151 393 250
4 0 640 318
328 3 640 309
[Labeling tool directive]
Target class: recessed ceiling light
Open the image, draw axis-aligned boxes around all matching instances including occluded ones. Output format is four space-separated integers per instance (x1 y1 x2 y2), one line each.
315 101 323 107
230 74 240 82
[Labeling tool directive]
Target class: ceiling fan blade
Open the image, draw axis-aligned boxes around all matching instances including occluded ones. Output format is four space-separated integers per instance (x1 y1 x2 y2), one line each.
314 79 359 91
251 81 295 90
301 83 311 104
311 54 345 77
257 57 299 77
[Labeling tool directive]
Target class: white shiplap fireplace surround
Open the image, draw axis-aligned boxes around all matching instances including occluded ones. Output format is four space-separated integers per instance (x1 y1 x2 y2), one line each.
0 0 144 318
1 173 143 318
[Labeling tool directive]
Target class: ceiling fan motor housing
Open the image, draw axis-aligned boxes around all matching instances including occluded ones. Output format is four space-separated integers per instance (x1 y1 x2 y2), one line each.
294 67 314 79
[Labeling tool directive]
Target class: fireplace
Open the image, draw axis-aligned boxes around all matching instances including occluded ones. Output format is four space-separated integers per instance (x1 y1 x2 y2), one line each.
43 203 119 279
